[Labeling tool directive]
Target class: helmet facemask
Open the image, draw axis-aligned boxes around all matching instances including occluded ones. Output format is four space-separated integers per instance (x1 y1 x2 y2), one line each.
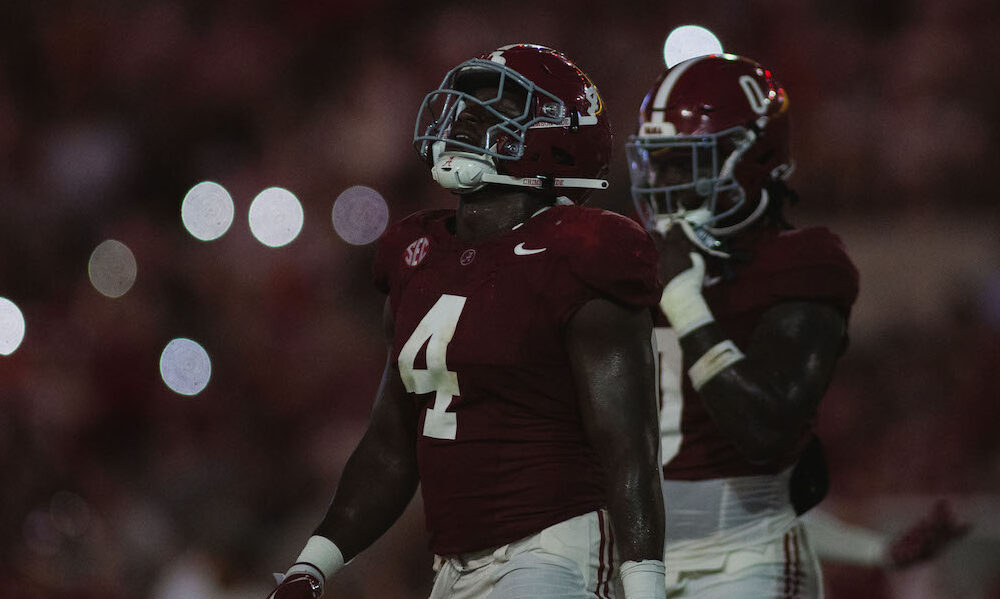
628 125 767 257
413 45 611 201
628 54 795 256
414 60 566 193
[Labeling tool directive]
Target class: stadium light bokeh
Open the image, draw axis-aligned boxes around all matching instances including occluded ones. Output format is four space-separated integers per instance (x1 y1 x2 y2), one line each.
182 181 235 241
332 185 390 246
0 297 26 356
248 187 304 247
159 337 212 397
663 25 724 68
88 240 138 299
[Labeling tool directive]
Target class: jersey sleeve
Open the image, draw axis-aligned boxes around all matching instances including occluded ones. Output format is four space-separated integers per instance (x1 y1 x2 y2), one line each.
563 209 661 310
371 211 437 295
765 228 859 316
710 227 859 317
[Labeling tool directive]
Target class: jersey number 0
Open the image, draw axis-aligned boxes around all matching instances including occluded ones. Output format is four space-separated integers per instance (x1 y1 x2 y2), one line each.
398 294 466 440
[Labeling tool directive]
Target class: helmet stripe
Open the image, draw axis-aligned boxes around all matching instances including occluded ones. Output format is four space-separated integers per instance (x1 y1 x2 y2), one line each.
649 56 709 123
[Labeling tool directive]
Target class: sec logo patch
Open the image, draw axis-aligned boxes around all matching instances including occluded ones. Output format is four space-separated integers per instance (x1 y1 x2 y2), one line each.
404 236 430 267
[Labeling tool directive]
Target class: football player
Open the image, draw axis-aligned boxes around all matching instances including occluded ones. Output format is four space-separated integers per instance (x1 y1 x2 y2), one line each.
267 44 666 599
626 53 860 597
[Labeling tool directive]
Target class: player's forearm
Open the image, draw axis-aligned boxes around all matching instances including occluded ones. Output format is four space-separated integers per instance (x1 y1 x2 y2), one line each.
313 431 419 561
680 323 807 462
603 453 666 561
601 440 666 599
585 398 664 560
680 323 811 461
659 257 809 462
565 299 664 560
800 509 888 566
660 252 850 465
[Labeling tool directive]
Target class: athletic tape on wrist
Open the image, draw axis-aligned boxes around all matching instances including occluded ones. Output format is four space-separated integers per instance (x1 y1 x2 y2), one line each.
619 559 666 599
289 535 345 585
688 339 745 391
659 252 715 337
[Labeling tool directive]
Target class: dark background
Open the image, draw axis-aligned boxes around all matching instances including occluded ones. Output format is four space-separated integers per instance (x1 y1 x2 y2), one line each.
1 1 998 597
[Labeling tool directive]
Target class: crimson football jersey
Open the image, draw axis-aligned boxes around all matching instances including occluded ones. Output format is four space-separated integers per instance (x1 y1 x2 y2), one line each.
655 226 859 479
373 205 659 555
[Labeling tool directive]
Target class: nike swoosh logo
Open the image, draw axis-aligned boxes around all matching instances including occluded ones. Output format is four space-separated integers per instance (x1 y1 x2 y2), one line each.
514 242 547 255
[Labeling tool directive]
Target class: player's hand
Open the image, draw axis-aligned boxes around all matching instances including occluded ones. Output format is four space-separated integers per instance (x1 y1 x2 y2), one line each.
887 499 970 569
653 222 701 285
267 571 323 599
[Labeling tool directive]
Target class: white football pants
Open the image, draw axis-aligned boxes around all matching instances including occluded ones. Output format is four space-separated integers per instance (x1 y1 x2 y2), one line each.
429 510 617 599
664 521 823 599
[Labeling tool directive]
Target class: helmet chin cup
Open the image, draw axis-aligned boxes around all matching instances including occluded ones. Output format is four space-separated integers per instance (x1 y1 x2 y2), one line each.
430 148 497 193
656 208 731 259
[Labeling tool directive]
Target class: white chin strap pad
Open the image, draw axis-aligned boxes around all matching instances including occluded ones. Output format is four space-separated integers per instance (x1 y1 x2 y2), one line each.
430 149 609 195
431 151 497 192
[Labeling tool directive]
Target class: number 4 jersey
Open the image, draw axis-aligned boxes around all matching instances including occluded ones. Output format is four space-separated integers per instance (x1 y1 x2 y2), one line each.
373 205 660 556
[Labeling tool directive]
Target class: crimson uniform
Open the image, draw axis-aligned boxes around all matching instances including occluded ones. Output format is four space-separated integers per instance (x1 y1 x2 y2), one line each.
652 225 858 597
266 43 665 599
626 52 861 598
658 226 859 480
373 204 659 557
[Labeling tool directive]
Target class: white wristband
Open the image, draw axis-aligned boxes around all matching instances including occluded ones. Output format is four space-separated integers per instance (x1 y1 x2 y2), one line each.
619 559 666 599
659 252 714 337
688 340 745 391
290 535 345 585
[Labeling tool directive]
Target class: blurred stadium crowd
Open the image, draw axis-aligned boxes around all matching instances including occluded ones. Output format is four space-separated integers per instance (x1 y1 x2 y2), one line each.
0 0 998 597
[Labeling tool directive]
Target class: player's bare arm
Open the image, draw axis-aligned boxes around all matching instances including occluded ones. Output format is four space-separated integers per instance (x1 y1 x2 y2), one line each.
311 297 419 559
683 300 845 463
657 229 847 463
566 297 664 561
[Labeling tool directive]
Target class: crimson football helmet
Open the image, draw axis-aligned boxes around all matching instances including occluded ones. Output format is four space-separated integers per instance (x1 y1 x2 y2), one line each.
414 44 612 204
626 54 792 255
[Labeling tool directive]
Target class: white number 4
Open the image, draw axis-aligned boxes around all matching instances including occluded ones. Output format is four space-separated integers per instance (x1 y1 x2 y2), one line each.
398 294 466 440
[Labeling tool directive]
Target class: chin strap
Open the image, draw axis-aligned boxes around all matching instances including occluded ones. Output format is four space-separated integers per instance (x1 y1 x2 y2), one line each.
481 172 609 190
430 145 608 194
652 186 773 259
655 213 731 259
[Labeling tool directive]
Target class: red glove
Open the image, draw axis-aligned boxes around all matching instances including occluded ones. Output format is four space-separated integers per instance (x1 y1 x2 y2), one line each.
268 571 323 599
888 499 970 569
